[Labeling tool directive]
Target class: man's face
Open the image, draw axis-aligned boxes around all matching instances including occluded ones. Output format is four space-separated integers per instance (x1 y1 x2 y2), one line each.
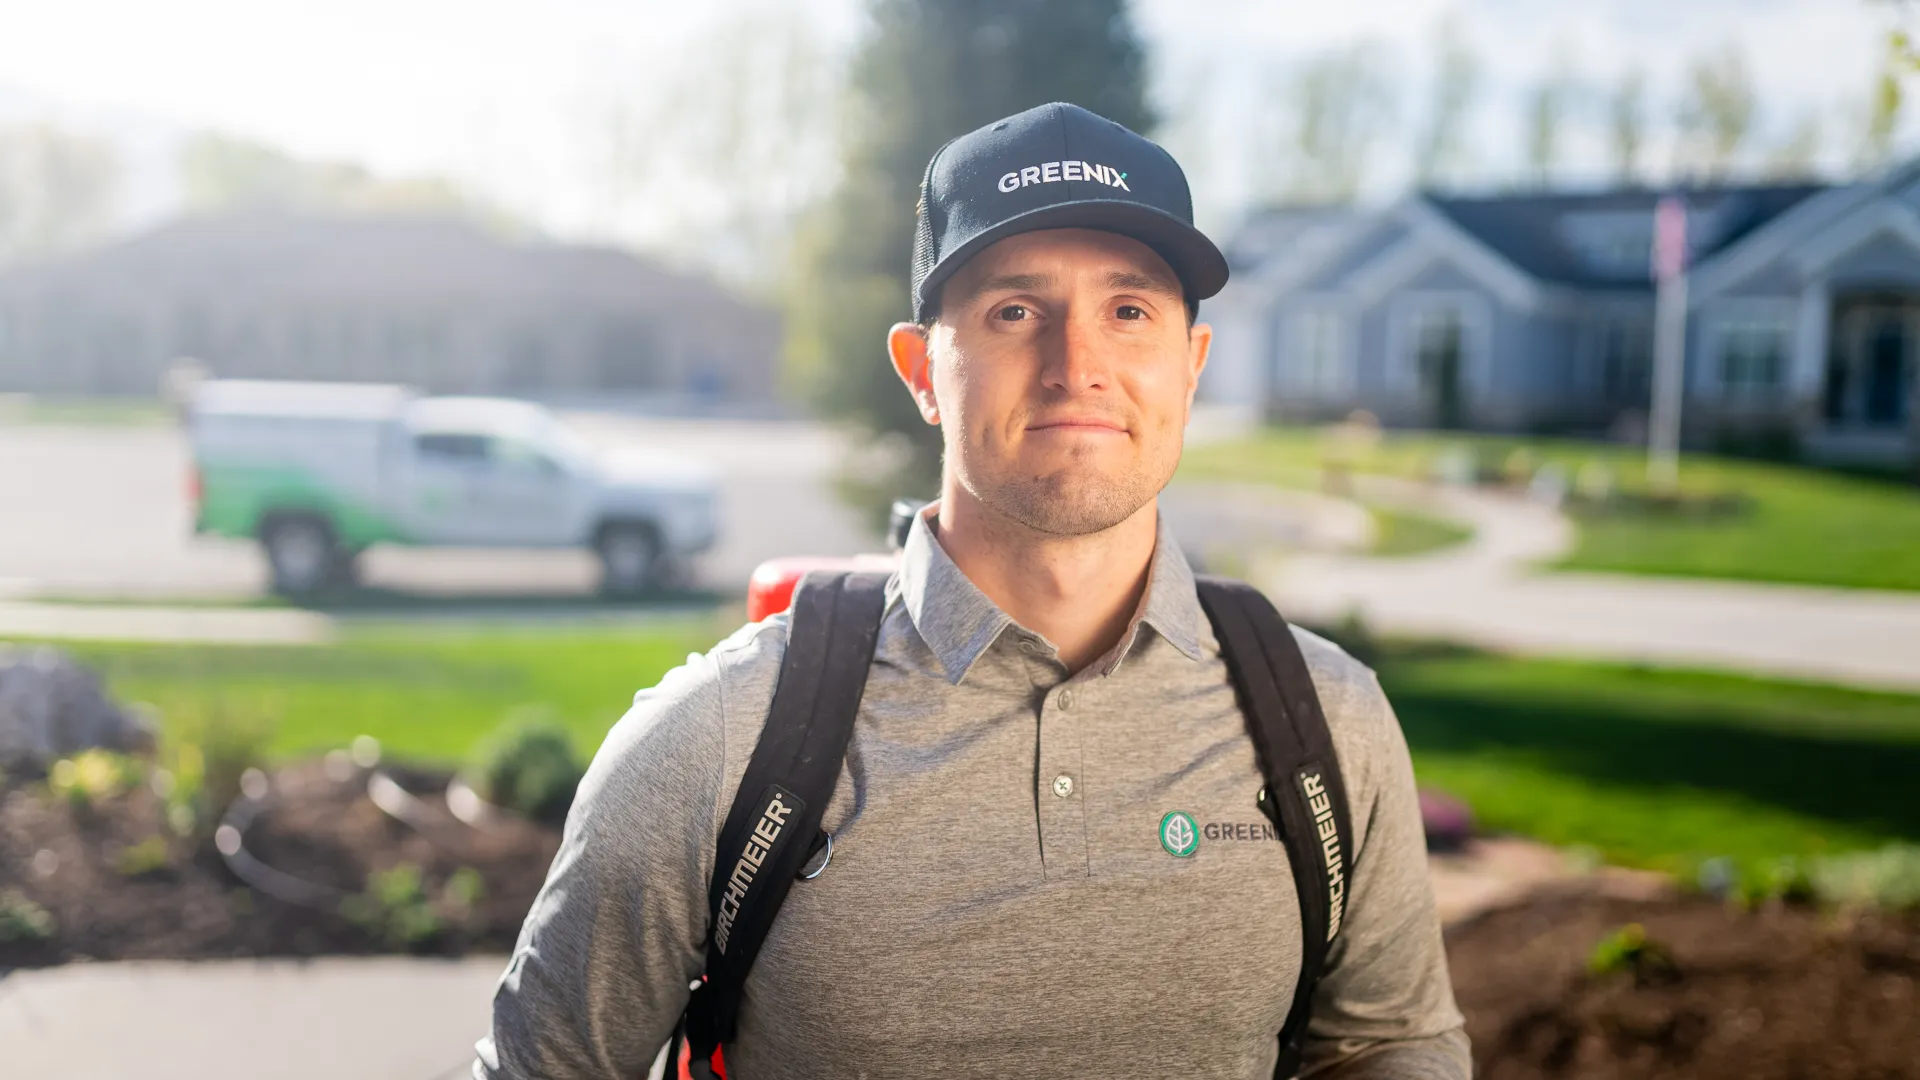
892 228 1212 537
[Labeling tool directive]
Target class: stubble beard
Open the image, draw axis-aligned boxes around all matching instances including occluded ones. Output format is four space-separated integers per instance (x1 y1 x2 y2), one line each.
954 423 1180 538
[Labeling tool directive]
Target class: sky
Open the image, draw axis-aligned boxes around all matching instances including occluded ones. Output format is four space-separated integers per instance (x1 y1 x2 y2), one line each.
0 0 1906 253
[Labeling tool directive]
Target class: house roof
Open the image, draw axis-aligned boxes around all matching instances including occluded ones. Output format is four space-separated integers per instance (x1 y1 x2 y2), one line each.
1222 204 1367 274
1424 183 1828 290
0 209 765 322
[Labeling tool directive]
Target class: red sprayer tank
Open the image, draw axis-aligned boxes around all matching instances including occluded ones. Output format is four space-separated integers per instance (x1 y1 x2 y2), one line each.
743 499 924 621
745 554 900 621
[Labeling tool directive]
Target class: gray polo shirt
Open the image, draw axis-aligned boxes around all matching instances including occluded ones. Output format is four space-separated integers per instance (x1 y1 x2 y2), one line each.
476 507 1469 1079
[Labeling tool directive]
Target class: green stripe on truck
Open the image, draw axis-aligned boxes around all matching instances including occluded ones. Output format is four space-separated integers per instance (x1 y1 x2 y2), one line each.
196 464 409 547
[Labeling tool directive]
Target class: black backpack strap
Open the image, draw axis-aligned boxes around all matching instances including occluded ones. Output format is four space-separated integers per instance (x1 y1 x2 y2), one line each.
677 570 889 1076
1195 576 1355 1080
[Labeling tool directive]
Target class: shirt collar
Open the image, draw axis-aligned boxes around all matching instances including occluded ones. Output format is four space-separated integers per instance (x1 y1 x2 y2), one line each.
895 502 1207 685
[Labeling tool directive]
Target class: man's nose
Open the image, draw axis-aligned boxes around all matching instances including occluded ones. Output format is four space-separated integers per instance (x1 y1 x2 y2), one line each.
1040 311 1112 393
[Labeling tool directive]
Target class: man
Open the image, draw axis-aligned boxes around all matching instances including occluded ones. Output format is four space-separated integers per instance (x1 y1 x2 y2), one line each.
477 102 1468 1079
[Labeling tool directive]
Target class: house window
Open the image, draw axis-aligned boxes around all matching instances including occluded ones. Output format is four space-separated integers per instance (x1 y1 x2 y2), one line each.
1717 321 1789 398
1283 308 1350 397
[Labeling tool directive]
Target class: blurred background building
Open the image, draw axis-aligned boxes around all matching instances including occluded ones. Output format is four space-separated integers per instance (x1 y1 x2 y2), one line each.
1207 166 1920 468
0 210 779 407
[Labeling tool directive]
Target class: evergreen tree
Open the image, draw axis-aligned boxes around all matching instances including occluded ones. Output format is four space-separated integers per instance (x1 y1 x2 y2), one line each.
786 0 1153 521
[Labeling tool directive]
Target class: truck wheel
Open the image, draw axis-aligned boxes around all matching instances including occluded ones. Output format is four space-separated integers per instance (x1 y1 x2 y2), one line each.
596 523 660 596
329 547 364 590
261 515 339 596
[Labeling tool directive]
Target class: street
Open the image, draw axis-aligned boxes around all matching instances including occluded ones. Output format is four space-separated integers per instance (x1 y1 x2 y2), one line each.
0 415 882 602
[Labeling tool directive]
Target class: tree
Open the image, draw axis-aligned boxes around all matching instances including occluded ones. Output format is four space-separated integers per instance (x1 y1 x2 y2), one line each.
1412 20 1481 190
0 124 122 265
1763 111 1823 180
788 0 1154 516
1674 45 1756 181
1854 36 1905 173
1522 55 1578 190
179 132 509 225
1255 42 1395 205
179 133 313 209
1608 68 1647 186
582 2 843 290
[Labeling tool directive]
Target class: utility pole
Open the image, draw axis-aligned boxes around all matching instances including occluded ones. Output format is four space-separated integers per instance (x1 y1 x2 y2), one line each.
1649 194 1689 493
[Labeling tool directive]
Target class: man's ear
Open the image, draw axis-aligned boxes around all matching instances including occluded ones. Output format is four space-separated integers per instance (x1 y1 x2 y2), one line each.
1185 321 1214 411
887 322 940 425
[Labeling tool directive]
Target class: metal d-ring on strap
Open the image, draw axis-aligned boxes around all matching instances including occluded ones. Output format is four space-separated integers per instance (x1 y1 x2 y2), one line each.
800 832 833 880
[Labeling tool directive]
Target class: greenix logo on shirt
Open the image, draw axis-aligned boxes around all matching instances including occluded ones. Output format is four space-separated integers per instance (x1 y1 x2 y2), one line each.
1159 811 1199 858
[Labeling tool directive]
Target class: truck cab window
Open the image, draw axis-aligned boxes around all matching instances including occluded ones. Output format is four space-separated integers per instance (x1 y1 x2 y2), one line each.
491 438 561 475
415 432 490 461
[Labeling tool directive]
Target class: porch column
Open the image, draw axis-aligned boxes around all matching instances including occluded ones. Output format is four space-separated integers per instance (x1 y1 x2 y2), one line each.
1792 277 1830 405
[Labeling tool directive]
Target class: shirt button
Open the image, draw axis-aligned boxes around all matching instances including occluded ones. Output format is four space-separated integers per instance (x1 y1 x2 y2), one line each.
1057 689 1074 710
1051 774 1075 798
1019 639 1038 654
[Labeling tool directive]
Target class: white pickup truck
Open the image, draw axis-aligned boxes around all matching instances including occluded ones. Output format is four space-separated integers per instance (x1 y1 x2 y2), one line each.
186 380 717 595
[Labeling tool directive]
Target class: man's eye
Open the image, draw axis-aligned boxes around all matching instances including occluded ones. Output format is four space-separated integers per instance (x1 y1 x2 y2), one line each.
1116 305 1146 320
994 304 1031 322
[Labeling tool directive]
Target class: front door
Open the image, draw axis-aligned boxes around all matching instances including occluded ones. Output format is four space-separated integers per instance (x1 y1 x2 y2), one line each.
1830 303 1916 429
1866 316 1912 425
1415 310 1466 429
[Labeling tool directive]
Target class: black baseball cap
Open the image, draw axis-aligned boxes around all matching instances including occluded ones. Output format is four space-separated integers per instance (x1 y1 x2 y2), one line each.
910 101 1229 323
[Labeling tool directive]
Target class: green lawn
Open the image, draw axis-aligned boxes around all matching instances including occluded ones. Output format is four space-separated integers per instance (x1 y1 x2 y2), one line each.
1182 427 1920 591
0 394 173 426
57 619 722 765
1368 506 1473 557
1375 643 1920 873
43 619 1920 876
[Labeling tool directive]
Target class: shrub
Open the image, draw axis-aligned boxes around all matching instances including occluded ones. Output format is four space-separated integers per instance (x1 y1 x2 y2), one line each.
0 889 54 943
341 862 442 950
1731 856 1816 909
115 835 172 877
1586 922 1677 985
47 750 143 811
1809 845 1920 912
157 698 277 837
443 866 485 921
1702 846 1920 913
1309 609 1380 668
464 709 585 826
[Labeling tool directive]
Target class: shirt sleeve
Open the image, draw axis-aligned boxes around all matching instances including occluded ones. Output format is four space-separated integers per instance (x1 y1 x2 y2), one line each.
473 651 728 1080
1298 673 1471 1080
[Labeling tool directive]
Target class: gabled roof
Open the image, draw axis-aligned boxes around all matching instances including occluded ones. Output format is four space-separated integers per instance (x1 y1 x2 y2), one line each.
0 209 760 318
1222 204 1367 274
1423 183 1827 290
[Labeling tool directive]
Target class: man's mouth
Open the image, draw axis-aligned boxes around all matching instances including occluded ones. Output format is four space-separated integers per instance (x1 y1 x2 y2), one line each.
1027 416 1128 433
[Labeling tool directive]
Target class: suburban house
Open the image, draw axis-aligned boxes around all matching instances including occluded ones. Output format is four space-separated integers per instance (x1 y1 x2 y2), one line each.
0 210 781 408
1202 163 1920 468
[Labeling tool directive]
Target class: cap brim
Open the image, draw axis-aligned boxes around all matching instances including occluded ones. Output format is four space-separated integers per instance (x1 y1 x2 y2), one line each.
916 199 1230 320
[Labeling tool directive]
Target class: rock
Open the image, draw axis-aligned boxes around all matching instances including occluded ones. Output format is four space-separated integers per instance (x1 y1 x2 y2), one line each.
0 645 154 774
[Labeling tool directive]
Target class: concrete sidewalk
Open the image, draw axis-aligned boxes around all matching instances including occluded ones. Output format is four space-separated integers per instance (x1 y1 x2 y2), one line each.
0 956 504 1080
1261 479 1920 692
0 599 335 645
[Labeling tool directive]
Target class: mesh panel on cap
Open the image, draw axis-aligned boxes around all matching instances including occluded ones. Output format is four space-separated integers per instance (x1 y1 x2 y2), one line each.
909 151 941 322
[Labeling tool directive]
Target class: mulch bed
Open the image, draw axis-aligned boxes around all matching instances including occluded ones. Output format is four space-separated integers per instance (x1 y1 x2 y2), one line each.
4 764 1918 1080
0 759 559 965
1450 892 1920 1079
